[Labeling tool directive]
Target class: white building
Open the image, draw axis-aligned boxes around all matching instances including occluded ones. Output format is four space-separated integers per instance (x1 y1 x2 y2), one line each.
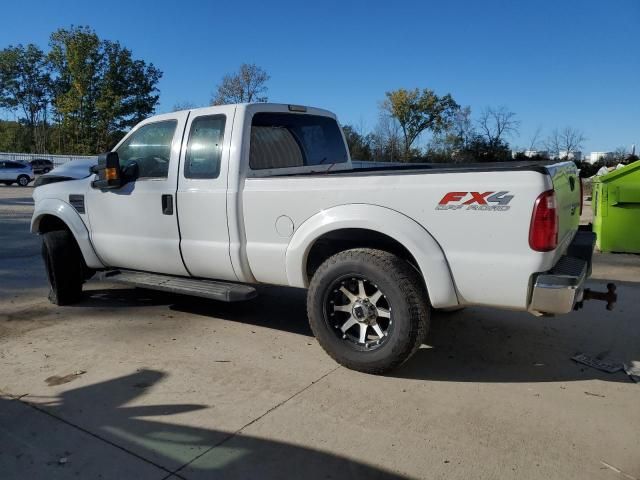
524 150 549 158
559 150 583 161
588 152 613 164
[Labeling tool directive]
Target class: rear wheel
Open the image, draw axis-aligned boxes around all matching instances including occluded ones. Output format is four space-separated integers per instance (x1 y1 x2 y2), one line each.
307 248 430 374
42 230 84 305
17 175 30 187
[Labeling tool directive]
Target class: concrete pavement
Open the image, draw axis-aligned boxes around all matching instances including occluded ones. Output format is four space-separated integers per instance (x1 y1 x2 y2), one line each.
1 185 639 479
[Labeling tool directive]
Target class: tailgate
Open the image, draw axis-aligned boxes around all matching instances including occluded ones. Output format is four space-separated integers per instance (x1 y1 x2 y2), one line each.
546 162 582 252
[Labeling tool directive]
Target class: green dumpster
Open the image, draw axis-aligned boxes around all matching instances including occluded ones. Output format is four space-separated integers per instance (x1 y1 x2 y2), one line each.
592 160 640 253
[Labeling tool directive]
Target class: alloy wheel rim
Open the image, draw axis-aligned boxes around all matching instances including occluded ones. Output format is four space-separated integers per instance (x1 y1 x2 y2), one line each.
324 276 393 350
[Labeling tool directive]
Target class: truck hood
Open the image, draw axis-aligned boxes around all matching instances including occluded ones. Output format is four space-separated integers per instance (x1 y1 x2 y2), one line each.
34 158 97 187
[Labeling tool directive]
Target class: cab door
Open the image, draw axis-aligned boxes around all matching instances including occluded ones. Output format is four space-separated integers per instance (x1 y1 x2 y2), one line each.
177 105 237 280
86 112 189 276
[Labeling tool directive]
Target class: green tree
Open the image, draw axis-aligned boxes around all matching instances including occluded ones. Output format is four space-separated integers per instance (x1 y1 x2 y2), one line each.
460 135 512 162
427 106 474 162
95 40 161 149
0 44 51 151
48 26 162 153
212 63 270 105
342 124 372 160
382 88 460 161
0 120 30 152
49 26 102 153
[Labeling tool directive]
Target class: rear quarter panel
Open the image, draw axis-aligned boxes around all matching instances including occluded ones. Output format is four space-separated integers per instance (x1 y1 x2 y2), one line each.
242 169 555 310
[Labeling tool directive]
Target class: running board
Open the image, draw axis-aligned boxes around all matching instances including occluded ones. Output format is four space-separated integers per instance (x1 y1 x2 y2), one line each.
98 270 257 302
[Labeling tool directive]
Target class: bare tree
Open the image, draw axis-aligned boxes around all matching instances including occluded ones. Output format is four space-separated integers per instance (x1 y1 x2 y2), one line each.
477 106 520 147
611 146 629 164
171 101 197 112
371 113 403 162
448 106 474 149
211 63 270 105
528 125 543 151
545 127 586 159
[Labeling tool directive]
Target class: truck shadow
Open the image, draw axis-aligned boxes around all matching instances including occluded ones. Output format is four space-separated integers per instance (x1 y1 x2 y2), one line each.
2 370 401 479
75 283 638 384
395 304 637 383
78 284 313 336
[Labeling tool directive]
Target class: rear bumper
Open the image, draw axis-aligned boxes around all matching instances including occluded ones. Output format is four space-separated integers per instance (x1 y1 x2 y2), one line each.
528 231 596 315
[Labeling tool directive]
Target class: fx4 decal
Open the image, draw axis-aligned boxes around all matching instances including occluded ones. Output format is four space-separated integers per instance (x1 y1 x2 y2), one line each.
436 191 514 211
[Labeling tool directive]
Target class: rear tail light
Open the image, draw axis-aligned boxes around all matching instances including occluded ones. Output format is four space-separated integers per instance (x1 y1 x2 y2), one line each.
529 190 558 251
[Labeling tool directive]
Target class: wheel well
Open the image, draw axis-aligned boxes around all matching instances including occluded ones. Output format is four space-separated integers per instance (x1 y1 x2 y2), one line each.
305 228 421 281
36 214 95 279
37 214 70 234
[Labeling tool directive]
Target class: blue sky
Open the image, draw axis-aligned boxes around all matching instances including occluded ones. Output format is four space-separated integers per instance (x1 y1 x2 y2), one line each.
1 0 638 153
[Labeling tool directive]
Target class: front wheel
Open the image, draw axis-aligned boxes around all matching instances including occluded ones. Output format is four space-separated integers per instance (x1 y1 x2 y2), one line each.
307 248 430 374
17 175 30 187
42 230 84 305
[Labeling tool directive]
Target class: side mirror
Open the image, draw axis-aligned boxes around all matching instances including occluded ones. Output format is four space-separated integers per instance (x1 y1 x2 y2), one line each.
92 152 122 189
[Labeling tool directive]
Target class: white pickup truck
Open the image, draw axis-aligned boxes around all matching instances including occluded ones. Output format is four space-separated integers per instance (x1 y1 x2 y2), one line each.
32 103 597 373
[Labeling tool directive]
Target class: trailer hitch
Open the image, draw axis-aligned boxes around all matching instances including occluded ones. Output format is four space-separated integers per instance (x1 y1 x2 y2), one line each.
574 283 617 311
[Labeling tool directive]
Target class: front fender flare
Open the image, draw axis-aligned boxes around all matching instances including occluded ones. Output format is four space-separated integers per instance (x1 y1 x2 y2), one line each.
31 198 104 269
285 204 459 308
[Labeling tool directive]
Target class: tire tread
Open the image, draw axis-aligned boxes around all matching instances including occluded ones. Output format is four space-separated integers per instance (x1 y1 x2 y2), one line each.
307 248 430 374
42 230 83 305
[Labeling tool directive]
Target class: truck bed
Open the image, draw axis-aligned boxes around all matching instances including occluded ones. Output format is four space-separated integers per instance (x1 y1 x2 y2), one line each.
242 160 581 310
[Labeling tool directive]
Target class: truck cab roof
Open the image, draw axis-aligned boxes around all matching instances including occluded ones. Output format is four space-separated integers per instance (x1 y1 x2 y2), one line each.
173 103 337 120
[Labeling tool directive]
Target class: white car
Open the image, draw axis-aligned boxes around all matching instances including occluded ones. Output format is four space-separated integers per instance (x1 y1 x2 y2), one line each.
0 160 34 186
31 103 598 373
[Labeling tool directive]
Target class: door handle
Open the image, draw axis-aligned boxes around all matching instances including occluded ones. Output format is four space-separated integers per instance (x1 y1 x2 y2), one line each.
161 194 174 215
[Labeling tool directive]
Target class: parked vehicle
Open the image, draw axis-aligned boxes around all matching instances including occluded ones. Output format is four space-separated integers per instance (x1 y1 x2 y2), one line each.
0 160 35 186
30 158 54 174
31 103 597 373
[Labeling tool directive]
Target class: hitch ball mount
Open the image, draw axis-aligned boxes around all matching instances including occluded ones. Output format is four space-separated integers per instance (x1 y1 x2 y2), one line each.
574 283 617 311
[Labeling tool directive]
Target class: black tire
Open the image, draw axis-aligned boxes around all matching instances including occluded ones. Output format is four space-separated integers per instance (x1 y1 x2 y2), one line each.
17 175 30 187
43 168 51 173
42 230 84 305
307 248 430 374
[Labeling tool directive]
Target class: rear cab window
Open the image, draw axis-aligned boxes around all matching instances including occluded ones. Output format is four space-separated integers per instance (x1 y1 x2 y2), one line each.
249 113 348 173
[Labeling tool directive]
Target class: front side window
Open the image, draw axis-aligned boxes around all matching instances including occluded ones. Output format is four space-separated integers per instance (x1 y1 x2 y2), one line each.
116 120 177 179
184 115 226 179
249 113 348 170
